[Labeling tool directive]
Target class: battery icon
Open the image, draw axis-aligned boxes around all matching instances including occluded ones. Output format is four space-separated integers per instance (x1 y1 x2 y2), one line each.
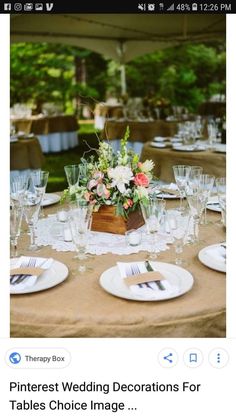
192 3 198 10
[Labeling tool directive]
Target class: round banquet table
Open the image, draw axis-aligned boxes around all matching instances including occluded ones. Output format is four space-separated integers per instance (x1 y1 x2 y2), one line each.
10 198 226 338
102 120 178 142
141 142 226 182
11 115 79 153
94 103 124 130
10 137 45 171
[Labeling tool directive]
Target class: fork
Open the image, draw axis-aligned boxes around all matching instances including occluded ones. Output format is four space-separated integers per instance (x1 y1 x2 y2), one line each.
131 263 153 290
125 265 143 288
10 257 37 285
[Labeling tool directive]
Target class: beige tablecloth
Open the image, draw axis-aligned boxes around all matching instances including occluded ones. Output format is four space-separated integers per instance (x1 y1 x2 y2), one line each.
10 137 45 170
141 143 226 182
11 115 79 135
95 103 124 119
102 120 178 142
11 199 226 338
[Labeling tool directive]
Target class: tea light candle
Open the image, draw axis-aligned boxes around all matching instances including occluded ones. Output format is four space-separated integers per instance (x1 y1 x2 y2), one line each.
126 230 142 246
63 227 72 242
57 210 68 222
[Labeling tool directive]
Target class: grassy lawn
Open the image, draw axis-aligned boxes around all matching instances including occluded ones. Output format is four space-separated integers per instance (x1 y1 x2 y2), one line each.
42 125 101 192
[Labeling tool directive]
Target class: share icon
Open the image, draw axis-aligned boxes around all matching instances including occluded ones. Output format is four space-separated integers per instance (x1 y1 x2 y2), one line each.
163 353 173 363
158 348 178 367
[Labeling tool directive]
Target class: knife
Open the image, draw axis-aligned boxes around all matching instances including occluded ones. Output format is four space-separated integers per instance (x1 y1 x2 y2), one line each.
145 260 165 291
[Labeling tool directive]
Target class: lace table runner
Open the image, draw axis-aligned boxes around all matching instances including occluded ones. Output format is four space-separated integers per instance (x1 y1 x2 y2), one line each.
36 214 171 256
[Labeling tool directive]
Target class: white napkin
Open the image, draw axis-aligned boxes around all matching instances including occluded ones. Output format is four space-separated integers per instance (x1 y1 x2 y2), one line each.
205 245 226 264
155 183 178 196
117 261 177 298
10 256 53 291
165 183 178 191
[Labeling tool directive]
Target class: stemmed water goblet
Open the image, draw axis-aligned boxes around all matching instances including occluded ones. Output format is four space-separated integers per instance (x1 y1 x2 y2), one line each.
21 182 44 251
10 175 30 204
68 202 94 273
215 177 226 226
167 209 190 265
64 164 80 193
185 177 208 243
31 170 49 218
69 199 94 260
10 204 23 257
172 165 191 211
10 175 31 237
207 120 218 150
199 174 215 225
140 197 166 260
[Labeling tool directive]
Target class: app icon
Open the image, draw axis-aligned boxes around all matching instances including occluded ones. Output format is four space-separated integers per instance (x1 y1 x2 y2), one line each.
4 3 11 11
9 352 21 364
35 3 43 11
14 3 22 11
24 3 33 11
46 3 54 11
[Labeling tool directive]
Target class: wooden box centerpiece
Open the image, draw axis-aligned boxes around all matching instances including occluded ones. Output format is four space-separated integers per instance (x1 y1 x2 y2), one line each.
91 205 144 235
62 127 154 235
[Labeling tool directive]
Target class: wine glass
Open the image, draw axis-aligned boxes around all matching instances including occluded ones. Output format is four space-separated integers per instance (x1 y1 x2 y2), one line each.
68 204 93 273
207 120 218 150
216 177 226 226
140 197 166 259
185 183 207 244
172 165 191 211
167 209 190 265
69 199 94 260
22 187 44 251
10 204 23 257
64 165 80 192
10 175 30 203
31 170 49 218
199 174 215 225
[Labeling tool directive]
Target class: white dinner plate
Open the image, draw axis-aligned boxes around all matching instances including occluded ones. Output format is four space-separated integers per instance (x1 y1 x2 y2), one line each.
206 196 221 213
153 136 170 142
42 193 61 207
172 145 205 152
10 258 69 294
150 142 170 148
198 243 226 273
99 262 194 301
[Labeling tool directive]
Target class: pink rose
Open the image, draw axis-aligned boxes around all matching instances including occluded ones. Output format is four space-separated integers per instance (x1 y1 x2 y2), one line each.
123 199 133 210
134 173 149 187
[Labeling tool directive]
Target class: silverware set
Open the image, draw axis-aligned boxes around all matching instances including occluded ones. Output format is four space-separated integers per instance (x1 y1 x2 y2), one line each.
125 262 165 291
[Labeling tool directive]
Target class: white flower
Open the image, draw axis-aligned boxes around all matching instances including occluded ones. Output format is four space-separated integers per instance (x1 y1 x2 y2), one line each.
69 185 79 195
141 160 154 174
136 186 149 199
108 165 133 193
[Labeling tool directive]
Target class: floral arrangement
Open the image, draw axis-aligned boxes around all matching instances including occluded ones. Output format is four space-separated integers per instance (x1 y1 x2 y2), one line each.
62 127 155 218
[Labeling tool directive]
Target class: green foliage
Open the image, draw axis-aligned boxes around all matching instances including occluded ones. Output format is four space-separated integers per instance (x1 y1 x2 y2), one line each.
10 43 104 113
125 42 225 111
11 41 225 114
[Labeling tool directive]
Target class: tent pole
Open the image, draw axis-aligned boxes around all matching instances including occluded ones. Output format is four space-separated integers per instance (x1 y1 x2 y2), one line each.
120 64 127 95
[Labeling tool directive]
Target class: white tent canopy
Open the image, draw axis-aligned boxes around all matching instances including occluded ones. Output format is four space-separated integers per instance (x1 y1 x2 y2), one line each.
11 14 226 63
